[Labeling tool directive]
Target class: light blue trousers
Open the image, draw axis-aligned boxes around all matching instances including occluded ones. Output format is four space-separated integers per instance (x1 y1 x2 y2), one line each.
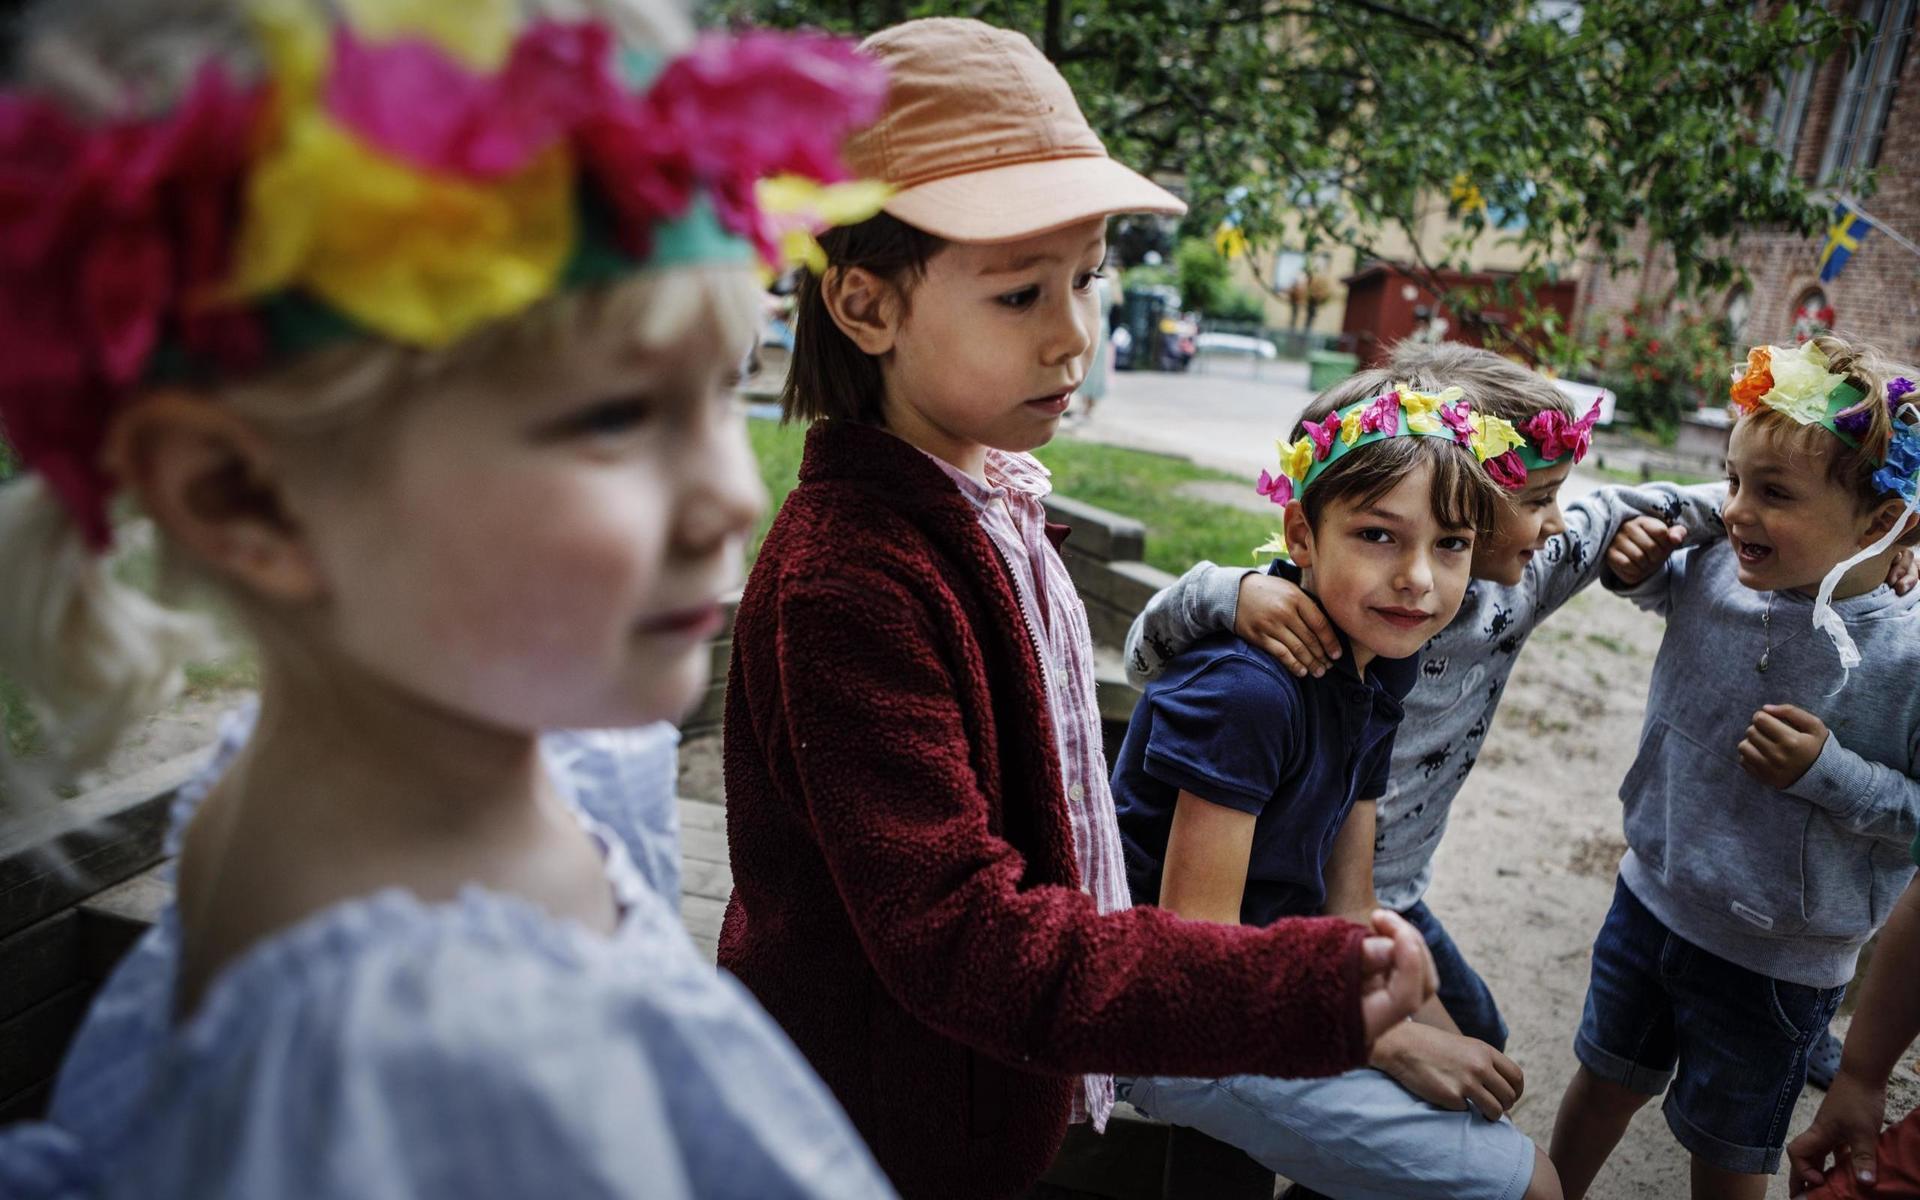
1125 1067 1535 1200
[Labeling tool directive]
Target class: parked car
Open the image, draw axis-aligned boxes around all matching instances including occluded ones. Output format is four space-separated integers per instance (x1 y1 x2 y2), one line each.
1195 332 1278 360
1157 312 1199 372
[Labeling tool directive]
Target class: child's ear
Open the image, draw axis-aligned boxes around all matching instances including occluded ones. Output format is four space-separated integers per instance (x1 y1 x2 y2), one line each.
1863 496 1920 548
1283 498 1315 569
105 392 325 604
821 265 901 356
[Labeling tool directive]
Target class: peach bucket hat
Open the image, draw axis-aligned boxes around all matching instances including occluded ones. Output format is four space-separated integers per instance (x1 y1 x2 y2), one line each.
847 18 1186 243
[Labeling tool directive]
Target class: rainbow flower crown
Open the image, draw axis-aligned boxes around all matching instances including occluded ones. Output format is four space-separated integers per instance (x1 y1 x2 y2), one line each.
1727 341 1920 676
0 0 888 548
1728 342 1919 504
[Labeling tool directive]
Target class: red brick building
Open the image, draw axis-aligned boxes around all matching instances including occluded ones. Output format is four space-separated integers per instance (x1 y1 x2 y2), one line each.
1579 0 1919 364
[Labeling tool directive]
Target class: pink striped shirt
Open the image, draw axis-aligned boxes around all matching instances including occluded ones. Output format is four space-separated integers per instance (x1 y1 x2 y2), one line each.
920 447 1132 1132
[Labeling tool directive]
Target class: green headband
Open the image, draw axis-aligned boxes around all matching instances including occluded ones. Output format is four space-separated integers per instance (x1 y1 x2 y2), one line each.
1255 384 1525 507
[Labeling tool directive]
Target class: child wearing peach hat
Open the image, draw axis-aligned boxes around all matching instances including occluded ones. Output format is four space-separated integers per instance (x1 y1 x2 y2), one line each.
719 17 1438 1199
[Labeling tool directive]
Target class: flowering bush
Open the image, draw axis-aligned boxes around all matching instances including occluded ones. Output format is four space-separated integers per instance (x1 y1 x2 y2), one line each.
1594 300 1729 441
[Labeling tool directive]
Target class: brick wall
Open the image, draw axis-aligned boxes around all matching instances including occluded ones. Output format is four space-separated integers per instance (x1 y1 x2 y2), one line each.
1579 2 1920 365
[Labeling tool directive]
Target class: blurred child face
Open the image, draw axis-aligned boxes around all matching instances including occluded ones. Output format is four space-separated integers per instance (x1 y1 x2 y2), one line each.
1285 461 1477 666
879 217 1106 471
1471 461 1571 585
1721 416 1878 593
296 288 765 734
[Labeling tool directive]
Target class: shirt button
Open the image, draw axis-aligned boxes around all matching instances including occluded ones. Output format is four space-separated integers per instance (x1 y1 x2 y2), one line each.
1068 783 1085 801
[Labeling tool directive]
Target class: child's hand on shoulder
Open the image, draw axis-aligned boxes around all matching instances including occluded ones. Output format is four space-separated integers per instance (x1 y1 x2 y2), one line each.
1889 545 1918 595
1358 910 1438 1044
1604 516 1686 587
1237 572 1342 678
1738 704 1829 790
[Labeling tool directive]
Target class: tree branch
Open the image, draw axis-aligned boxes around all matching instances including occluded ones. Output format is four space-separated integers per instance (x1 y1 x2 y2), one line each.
1322 0 1486 61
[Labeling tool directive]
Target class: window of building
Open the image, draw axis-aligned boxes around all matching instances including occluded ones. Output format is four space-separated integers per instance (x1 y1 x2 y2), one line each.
1759 62 1816 165
1792 287 1835 343
1725 285 1753 344
1819 0 1917 182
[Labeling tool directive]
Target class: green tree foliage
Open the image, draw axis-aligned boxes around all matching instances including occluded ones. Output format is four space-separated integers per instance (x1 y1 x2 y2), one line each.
715 0 1854 309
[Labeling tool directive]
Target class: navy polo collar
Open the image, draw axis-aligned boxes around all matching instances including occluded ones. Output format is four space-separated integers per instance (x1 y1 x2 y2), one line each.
1262 557 1420 714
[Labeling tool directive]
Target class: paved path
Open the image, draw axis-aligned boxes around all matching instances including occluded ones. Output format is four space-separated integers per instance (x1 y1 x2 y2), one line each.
1063 359 1316 481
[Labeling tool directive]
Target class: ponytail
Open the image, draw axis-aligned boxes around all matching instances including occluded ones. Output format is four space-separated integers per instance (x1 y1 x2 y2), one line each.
0 477 218 780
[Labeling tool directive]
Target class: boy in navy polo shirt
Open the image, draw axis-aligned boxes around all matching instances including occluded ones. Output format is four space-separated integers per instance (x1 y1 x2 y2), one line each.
1114 378 1564 1200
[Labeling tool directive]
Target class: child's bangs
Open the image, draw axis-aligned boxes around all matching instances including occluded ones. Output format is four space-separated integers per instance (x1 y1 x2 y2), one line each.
1307 437 1500 535
1736 407 1881 509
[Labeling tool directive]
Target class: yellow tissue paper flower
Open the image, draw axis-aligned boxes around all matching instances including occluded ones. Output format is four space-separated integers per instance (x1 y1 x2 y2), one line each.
758 176 893 227
1468 412 1525 461
229 115 574 348
1254 530 1289 559
227 3 572 349
1340 406 1365 446
1761 342 1848 426
758 176 893 275
1280 436 1317 480
1399 385 1462 435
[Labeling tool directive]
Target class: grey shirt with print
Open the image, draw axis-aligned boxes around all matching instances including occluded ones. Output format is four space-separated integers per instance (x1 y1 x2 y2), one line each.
1122 482 1727 912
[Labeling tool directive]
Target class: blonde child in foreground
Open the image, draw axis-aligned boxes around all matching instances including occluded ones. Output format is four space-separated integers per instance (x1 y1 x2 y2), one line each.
719 19 1436 1199
1555 337 1920 1200
0 2 895 1196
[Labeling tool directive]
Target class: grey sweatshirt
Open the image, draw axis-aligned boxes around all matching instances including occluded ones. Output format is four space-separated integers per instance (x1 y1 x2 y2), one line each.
1123 482 1727 912
1610 539 1920 987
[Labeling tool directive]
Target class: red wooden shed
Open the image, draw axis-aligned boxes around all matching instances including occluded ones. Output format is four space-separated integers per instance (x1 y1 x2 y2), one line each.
1339 261 1580 369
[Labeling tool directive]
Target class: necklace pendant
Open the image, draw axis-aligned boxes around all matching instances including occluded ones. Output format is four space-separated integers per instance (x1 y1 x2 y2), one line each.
1757 652 1770 673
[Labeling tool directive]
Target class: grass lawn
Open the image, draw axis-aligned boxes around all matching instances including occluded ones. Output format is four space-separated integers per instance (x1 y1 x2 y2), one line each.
749 418 1275 574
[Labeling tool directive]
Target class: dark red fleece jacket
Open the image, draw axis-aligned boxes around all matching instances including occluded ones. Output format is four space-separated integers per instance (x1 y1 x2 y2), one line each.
720 419 1370 1200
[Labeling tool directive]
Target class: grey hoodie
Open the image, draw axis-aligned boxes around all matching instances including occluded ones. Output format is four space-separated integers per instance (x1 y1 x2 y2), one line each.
1610 538 1920 987
1123 482 1726 912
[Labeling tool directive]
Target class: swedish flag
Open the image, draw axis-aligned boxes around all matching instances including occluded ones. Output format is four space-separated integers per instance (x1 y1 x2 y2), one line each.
1818 203 1872 283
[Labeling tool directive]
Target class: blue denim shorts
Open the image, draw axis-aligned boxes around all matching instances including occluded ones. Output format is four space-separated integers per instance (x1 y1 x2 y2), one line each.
1575 877 1845 1175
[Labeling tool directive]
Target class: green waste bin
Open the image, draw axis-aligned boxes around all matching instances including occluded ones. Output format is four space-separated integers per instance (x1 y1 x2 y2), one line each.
1306 349 1358 391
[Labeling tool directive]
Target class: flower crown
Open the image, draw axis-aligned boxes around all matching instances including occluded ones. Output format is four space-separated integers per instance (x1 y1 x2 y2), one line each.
1515 396 1602 475
1250 385 1523 556
1727 343 1920 502
0 1 888 548
1728 342 1920 676
1254 385 1525 509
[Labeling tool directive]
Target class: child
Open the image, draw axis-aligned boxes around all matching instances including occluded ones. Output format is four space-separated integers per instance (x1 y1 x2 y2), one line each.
1787 869 1920 1197
1113 379 1566 1200
1551 338 1920 1200
1124 341 1729 1053
0 2 896 1196
719 18 1436 1200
